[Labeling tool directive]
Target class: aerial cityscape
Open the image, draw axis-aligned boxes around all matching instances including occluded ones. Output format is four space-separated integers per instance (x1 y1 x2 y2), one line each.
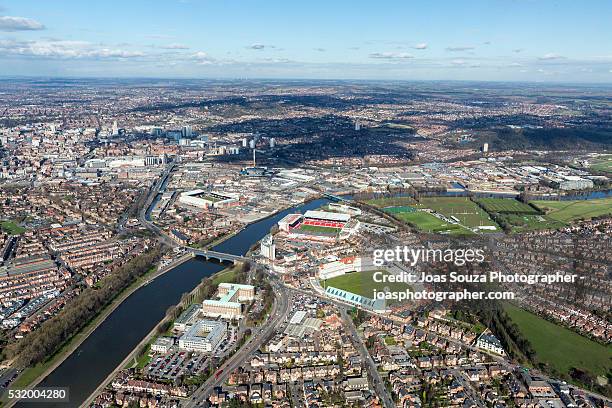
0 1 611 408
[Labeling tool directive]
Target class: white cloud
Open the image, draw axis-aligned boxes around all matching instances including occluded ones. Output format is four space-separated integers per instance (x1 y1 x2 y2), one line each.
412 43 428 50
446 46 474 52
0 16 45 31
247 43 266 50
539 53 565 60
451 59 466 65
0 39 145 58
191 51 216 64
369 52 413 60
159 43 189 50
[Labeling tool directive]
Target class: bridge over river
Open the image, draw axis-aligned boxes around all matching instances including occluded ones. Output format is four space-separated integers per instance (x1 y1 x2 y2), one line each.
184 247 249 263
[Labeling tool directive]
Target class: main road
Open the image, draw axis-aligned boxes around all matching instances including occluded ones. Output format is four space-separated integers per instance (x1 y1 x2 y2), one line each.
339 307 395 408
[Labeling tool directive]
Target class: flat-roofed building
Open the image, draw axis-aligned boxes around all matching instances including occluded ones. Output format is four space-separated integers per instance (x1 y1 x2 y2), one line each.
178 320 227 353
201 283 255 319
178 190 239 209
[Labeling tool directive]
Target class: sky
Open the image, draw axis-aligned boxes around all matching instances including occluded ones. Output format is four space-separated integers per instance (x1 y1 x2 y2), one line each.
0 0 611 82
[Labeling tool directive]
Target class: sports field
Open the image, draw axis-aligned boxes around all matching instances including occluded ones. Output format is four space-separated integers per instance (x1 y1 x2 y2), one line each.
504 304 611 378
363 196 416 208
531 197 612 223
394 210 472 235
589 154 612 173
476 198 539 214
497 213 565 232
419 197 500 231
323 270 410 301
298 224 341 235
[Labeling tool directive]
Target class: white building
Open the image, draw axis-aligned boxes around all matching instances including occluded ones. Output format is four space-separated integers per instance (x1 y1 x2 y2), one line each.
178 320 227 353
318 256 377 280
178 190 239 209
260 234 275 260
151 337 174 354
476 333 506 355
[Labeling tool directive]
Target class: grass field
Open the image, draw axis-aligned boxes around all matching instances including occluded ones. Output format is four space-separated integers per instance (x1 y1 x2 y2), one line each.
394 210 472 235
531 197 612 223
589 155 612 173
323 270 410 302
363 196 416 208
0 220 26 235
504 304 611 378
298 224 341 235
476 198 539 214
498 213 566 232
212 268 237 286
419 197 500 231
383 206 417 214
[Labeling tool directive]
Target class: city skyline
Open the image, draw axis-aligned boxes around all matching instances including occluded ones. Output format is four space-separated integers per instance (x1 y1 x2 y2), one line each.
1 0 612 82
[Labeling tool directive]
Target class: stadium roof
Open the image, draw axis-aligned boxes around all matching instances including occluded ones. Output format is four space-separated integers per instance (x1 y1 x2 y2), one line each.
304 210 350 222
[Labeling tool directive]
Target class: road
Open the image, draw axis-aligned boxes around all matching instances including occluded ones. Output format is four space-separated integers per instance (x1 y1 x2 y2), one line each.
181 279 291 407
339 307 395 408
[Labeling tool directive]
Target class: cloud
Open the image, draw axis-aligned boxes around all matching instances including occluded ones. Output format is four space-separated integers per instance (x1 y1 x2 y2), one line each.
314 47 326 52
483 41 491 45
539 53 565 60
412 43 428 50
369 52 413 60
191 51 216 64
512 48 523 53
446 46 475 52
0 39 145 58
0 15 45 31
247 43 266 50
451 59 466 65
159 43 189 50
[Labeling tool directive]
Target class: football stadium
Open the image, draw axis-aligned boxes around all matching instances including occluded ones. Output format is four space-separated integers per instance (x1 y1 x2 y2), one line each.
277 210 359 242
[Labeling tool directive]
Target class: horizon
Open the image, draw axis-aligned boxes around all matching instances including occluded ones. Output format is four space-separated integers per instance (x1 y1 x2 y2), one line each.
1 0 611 82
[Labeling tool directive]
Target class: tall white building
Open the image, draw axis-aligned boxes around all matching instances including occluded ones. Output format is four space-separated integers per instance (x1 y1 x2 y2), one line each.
260 234 275 260
111 120 118 135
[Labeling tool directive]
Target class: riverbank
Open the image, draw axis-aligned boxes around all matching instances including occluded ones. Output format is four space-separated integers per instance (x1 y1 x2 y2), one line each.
81 263 238 407
2 251 185 408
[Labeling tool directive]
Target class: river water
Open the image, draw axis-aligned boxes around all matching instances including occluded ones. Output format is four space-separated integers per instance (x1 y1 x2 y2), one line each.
16 198 330 407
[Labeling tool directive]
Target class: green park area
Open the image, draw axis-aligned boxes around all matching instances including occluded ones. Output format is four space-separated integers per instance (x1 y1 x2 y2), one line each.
418 197 500 231
392 210 471 235
475 198 564 232
476 198 538 214
531 197 612 223
589 154 612 173
504 304 611 379
322 270 410 301
0 220 26 235
363 196 416 208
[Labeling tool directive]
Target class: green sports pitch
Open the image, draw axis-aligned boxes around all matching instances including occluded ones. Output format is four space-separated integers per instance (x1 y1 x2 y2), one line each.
322 270 410 303
531 197 612 223
297 224 341 235
476 198 539 214
418 197 500 231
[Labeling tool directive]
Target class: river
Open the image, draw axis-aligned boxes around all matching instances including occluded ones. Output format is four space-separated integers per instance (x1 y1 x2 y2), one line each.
16 198 330 407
